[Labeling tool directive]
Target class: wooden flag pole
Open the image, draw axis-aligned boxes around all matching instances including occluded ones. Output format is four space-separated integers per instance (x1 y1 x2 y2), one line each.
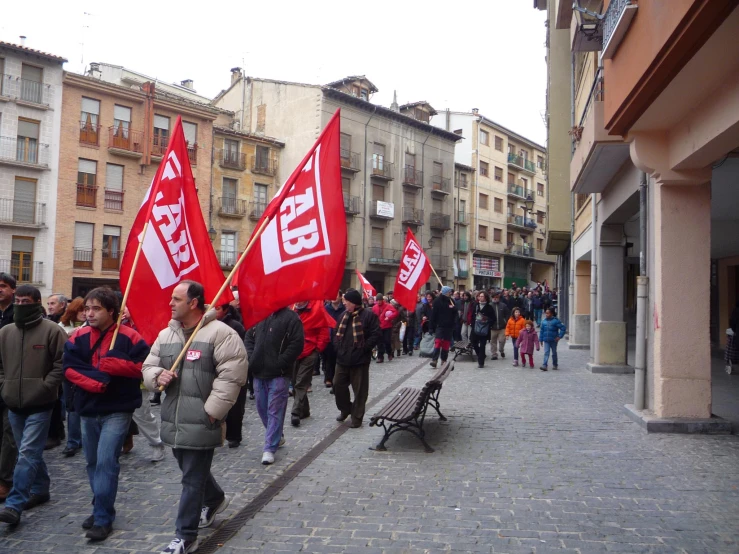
158 217 270 391
427 260 455 308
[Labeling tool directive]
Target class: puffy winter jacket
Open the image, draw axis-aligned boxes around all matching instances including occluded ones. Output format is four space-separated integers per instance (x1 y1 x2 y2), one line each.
516 328 540 355
505 316 527 340
372 301 398 330
539 317 566 343
244 308 304 380
142 310 248 450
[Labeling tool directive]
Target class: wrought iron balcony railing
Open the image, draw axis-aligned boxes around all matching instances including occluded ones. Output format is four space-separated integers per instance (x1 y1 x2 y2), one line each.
0 198 46 227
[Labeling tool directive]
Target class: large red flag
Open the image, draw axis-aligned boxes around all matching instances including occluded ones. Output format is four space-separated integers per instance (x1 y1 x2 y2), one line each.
355 269 376 299
120 116 232 344
393 229 432 312
238 111 346 329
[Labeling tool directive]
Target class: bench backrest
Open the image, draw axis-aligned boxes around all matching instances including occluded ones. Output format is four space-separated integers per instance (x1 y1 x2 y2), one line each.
414 361 454 412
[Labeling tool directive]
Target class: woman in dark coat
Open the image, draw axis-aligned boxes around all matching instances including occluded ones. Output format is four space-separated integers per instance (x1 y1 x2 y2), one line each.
429 287 457 368
471 291 497 368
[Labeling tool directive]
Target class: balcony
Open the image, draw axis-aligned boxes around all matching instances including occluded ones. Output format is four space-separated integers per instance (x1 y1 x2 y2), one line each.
248 201 267 220
507 214 537 232
340 150 361 172
506 243 534 258
369 200 394 220
79 121 101 146
429 254 449 271
371 157 394 181
458 269 469 279
430 213 451 230
104 189 124 211
187 144 198 166
219 197 248 218
0 136 50 169
219 150 246 170
507 152 536 174
402 206 424 225
251 155 278 176
76 184 98 208
345 244 357 265
0 198 46 228
455 211 469 226
507 183 529 199
0 260 44 285
0 75 51 107
73 249 94 270
602 0 638 60
102 251 121 271
431 175 451 195
217 250 238 269
369 247 401 266
343 193 360 215
108 127 144 158
151 136 169 159
402 166 423 188
456 237 469 253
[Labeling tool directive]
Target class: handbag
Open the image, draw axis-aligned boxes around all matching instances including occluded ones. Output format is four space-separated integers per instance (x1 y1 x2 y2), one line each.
399 322 406 342
474 318 490 337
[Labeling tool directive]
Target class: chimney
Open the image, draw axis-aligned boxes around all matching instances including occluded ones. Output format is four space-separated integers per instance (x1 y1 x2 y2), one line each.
390 90 399 113
88 62 101 78
472 108 479 115
19 36 26 47
180 79 194 90
230 67 242 85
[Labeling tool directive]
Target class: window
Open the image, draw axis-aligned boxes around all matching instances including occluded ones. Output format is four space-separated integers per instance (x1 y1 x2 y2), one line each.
77 159 98 207
478 225 488 241
372 183 385 201
182 121 197 146
360 88 369 101
508 172 515 185
340 133 352 166
537 155 544 169
252 183 268 218
479 161 489 176
111 105 132 147
74 222 94 269
495 136 503 151
104 164 124 210
507 202 514 215
493 228 503 243
536 238 544 251
220 231 237 267
459 199 467 214
507 232 514 245
459 172 468 188
372 143 385 174
537 211 545 224
20 64 43 103
479 193 488 210
371 228 384 250
479 129 489 145
494 197 503 213
414 107 429 122
102 225 122 270
153 114 170 156
221 177 238 214
17 118 40 164
223 139 240 166
404 190 417 209
521 177 528 193
537 182 545 197
11 237 34 283
255 145 271 172
405 152 416 170
494 166 503 182
13 178 36 224
80 97 100 145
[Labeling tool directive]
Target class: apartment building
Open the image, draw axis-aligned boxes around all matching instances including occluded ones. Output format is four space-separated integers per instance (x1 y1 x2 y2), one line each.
536 0 739 427
214 72 461 294
435 110 554 290
0 41 66 297
55 65 221 298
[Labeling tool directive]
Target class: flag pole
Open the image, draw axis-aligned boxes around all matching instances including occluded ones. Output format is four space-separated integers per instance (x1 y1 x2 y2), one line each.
427 260 455 308
158 216 270 391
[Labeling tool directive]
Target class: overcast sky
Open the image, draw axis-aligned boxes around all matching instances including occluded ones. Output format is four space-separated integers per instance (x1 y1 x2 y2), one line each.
3 0 548 145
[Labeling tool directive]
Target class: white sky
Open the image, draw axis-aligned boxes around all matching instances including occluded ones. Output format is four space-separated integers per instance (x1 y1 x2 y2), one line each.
3 0 547 145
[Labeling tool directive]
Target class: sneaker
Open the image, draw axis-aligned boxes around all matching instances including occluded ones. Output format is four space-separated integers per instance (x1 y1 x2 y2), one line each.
278 435 286 448
86 525 113 541
513 360 518 367
429 360 437 368
199 495 230 529
552 366 558 370
23 492 50 510
0 508 20 525
261 451 275 465
540 366 548 371
82 514 95 530
161 537 199 554
150 445 166 462
62 445 80 457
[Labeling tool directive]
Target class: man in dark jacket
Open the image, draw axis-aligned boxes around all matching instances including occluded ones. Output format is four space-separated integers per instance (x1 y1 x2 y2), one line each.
323 292 346 388
0 285 66 526
216 304 249 448
244 307 304 465
333 289 381 428
63 287 150 540
429 286 457 368
0 273 17 502
489 293 511 360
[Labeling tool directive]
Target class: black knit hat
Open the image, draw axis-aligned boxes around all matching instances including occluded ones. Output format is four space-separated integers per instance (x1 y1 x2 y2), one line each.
344 289 362 305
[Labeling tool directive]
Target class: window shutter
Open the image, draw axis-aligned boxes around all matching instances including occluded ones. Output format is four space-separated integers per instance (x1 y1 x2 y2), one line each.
78 159 97 174
114 105 131 122
102 225 121 237
21 64 42 82
154 115 169 130
182 122 197 144
105 164 123 191
81 97 100 115
18 120 39 139
74 223 94 249
11 237 34 252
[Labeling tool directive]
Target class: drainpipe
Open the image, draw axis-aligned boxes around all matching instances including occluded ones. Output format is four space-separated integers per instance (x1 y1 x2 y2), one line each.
589 192 597 362
208 125 215 243
634 171 649 410
420 131 431 272
362 106 378 264
568 52 576 332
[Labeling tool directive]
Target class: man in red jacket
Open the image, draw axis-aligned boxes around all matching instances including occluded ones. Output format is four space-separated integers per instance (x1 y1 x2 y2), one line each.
371 294 397 363
290 301 333 427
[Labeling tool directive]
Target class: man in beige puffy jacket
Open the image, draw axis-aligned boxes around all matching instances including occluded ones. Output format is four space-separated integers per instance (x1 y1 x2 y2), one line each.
143 280 247 554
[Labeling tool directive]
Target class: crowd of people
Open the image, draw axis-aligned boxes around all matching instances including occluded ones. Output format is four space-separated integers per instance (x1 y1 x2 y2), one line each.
0 271 563 554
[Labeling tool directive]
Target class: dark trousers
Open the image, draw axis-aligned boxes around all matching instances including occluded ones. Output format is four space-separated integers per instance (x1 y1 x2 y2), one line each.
172 448 224 541
225 386 247 443
0 407 17 486
403 324 416 354
48 395 65 440
334 362 370 425
323 343 337 384
471 334 489 366
292 351 317 418
246 370 254 395
453 320 462 342
377 328 392 360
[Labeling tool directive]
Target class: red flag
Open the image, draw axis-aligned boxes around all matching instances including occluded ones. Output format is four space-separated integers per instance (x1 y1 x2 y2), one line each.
355 269 376 299
120 116 232 344
238 111 346 329
392 229 432 312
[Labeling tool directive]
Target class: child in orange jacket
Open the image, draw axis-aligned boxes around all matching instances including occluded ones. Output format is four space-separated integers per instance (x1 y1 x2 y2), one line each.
505 307 527 366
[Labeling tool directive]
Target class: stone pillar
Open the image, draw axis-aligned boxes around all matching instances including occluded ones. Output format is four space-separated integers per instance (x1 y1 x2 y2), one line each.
588 224 631 373
652 180 711 418
569 260 591 349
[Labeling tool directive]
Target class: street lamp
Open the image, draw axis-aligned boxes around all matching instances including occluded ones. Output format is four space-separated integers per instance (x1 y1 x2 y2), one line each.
524 194 534 214
208 226 217 242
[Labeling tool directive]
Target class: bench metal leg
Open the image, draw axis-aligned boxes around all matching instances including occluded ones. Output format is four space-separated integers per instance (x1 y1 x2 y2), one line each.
369 419 435 453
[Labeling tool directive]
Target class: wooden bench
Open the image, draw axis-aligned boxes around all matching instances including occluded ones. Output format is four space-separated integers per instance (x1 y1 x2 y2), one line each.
369 361 454 453
451 339 475 361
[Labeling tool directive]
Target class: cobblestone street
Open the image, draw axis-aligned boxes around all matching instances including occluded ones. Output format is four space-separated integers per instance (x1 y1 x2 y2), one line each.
1 342 738 553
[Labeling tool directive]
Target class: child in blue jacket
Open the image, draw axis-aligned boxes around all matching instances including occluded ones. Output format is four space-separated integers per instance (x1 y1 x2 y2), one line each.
539 308 566 371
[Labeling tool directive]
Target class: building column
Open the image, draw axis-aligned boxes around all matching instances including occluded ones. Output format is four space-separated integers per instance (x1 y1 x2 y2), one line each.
589 224 630 372
652 180 712 418
570 260 591 348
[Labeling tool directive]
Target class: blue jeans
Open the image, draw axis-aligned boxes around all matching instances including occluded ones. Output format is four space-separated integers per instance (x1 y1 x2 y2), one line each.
543 341 558 367
255 376 289 453
6 410 52 514
534 309 543 326
173 448 224 541
81 412 132 527
513 343 520 361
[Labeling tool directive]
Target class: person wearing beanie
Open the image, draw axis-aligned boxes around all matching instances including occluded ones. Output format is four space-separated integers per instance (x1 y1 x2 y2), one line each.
371 295 397 363
333 290 381 428
429 286 457 368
